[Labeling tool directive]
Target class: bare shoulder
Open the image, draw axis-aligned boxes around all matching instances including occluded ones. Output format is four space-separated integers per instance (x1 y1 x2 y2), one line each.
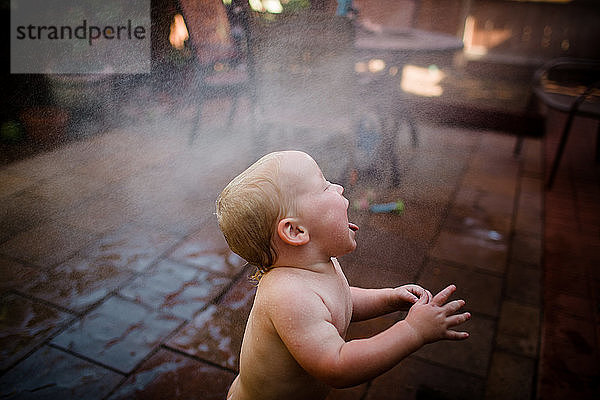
259 268 317 301
257 268 330 317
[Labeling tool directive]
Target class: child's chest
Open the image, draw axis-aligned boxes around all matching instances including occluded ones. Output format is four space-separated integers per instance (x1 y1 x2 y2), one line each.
315 262 353 337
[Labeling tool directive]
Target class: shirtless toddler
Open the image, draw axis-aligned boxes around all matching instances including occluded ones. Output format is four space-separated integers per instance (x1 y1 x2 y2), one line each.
216 151 470 400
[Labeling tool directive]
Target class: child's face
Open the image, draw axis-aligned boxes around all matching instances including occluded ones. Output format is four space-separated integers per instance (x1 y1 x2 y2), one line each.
282 152 358 257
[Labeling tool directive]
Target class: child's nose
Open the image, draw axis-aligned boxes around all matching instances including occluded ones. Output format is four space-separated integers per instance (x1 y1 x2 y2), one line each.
333 183 344 195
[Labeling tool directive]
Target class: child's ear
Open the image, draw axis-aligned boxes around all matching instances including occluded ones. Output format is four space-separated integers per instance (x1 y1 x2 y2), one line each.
277 218 309 246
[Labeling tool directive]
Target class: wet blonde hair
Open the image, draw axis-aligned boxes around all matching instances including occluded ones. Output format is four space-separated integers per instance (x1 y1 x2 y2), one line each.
216 152 295 280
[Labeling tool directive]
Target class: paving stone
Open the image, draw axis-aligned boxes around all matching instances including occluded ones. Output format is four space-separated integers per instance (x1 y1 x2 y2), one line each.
537 356 600 400
0 256 38 294
1 150 70 181
505 262 541 307
484 351 535 400
366 356 485 400
19 254 135 313
544 267 590 297
515 192 543 237
445 202 512 239
119 259 231 319
0 293 72 371
496 300 540 358
510 233 542 266
326 384 368 400
520 137 543 176
168 221 247 277
413 316 495 378
56 195 136 234
0 345 122 399
340 226 427 288
51 296 181 373
0 190 58 244
166 277 256 370
547 290 595 319
0 171 32 200
418 260 503 317
431 230 508 274
477 132 518 156
107 349 234 400
461 170 517 199
108 166 219 235
541 311 598 377
0 221 98 267
24 171 108 213
453 185 515 220
78 224 181 273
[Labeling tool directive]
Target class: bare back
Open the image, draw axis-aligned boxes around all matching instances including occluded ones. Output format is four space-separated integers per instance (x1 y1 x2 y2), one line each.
228 258 352 400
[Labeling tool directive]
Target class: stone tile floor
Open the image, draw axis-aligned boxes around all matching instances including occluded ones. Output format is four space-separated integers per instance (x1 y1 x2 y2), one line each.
0 92 597 400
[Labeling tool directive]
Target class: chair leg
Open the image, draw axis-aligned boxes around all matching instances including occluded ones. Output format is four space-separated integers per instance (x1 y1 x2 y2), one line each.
407 115 419 148
189 101 203 145
513 135 524 156
596 120 600 163
227 96 239 127
546 111 577 189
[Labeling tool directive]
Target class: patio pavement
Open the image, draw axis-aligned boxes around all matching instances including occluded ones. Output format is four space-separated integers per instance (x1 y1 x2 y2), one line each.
0 65 598 399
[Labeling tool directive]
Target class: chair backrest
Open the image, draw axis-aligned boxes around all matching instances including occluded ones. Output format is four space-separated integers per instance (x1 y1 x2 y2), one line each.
535 58 600 94
179 0 241 65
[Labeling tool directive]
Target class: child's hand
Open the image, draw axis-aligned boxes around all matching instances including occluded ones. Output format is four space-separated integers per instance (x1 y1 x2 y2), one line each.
404 284 470 345
393 284 432 311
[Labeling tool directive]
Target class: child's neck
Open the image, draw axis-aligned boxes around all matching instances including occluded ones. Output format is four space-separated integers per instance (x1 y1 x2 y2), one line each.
273 253 335 274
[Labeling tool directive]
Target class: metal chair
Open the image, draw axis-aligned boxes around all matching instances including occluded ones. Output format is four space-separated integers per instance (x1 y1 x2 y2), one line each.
179 0 256 144
516 58 600 189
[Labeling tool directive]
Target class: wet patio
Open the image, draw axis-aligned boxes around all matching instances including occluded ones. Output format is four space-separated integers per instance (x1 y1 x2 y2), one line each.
0 74 576 399
2 3 600 399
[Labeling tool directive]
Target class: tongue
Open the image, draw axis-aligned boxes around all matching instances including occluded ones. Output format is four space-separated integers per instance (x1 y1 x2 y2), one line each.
349 223 359 231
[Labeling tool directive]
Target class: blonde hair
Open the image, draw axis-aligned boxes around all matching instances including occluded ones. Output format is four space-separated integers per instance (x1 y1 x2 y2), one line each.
216 152 295 280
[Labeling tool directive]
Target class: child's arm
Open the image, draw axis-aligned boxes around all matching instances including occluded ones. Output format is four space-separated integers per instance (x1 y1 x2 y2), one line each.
268 284 469 389
350 284 431 321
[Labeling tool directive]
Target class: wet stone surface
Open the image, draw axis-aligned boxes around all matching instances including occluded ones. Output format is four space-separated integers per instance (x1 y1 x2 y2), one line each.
18 254 135 313
414 316 496 378
366 356 485 400
431 230 508 274
340 226 426 288
418 260 503 318
485 351 536 400
0 221 98 267
167 222 246 278
78 224 181 273
119 259 231 319
0 257 38 295
166 276 256 370
51 296 181 373
0 345 123 400
108 349 235 400
0 294 72 371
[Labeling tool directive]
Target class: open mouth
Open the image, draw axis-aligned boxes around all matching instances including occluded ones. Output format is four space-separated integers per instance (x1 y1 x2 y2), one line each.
349 223 359 232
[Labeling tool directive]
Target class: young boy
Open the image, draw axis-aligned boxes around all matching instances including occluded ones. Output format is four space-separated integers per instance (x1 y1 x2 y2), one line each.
216 151 470 400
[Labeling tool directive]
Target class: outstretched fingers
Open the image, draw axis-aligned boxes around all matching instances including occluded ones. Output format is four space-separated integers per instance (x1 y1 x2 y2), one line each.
444 299 466 314
445 329 470 340
447 311 471 327
445 308 471 341
432 284 456 306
